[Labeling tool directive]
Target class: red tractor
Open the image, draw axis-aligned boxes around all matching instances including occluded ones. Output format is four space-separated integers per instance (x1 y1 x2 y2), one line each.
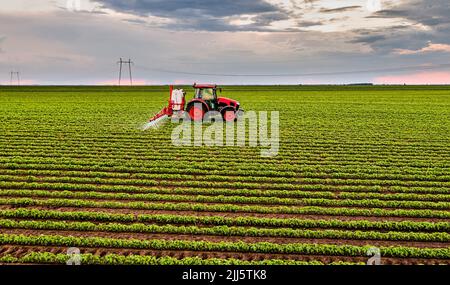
144 84 243 129
187 83 242 122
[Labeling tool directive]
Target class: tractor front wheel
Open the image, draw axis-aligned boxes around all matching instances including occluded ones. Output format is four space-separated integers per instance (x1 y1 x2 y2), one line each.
188 105 205 122
221 107 236 122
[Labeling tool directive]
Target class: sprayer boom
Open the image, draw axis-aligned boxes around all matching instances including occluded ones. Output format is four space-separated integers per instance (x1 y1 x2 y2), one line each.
142 86 186 130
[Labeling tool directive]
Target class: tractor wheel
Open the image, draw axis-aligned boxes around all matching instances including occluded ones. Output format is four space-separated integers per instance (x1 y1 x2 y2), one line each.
221 107 236 122
187 105 205 121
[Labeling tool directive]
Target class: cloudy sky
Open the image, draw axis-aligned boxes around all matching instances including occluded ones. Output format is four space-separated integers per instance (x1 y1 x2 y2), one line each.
0 0 449 85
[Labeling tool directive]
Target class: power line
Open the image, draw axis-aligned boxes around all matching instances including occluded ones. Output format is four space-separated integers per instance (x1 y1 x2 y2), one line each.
135 63 450 77
117 58 134 85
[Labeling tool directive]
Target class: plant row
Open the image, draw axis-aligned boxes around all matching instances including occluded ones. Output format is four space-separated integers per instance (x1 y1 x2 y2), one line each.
0 188 448 210
1 197 449 218
3 156 447 175
2 174 448 195
1 162 448 182
1 177 448 202
2 208 447 232
2 151 447 173
0 234 448 259
0 252 354 265
2 175 450 200
0 219 448 242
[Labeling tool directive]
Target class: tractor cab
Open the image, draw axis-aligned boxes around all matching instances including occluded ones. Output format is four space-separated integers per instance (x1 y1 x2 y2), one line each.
185 83 243 122
193 84 218 110
194 86 217 100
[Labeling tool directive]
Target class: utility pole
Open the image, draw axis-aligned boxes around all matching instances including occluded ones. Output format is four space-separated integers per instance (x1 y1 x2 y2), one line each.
117 58 134 86
128 58 133 86
118 58 122 86
10 71 20 86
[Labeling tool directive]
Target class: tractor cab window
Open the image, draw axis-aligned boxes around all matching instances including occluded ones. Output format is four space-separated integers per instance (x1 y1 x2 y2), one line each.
195 88 215 101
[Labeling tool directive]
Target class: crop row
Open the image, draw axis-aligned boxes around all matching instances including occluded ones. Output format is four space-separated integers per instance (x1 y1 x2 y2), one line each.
2 150 447 171
2 151 446 170
1 172 449 193
1 219 448 242
2 159 449 179
3 136 446 150
0 234 448 259
2 208 447 232
5 128 441 142
2 149 447 168
1 156 447 180
3 137 448 158
3 135 448 153
3 117 447 140
2 174 449 196
3 155 448 173
4 134 448 151
2 180 450 202
0 252 353 265
1 197 449 218
0 181 335 199
1 188 448 210
1 167 449 183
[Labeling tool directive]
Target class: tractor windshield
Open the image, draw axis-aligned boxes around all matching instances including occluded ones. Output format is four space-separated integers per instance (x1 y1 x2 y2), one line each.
195 88 215 101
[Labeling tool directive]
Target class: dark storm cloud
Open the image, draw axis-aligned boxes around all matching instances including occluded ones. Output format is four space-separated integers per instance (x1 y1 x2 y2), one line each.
352 0 450 53
371 0 450 27
95 0 278 17
350 34 386 44
122 18 148 25
164 17 236 32
350 27 434 52
252 11 289 26
93 0 287 31
320 6 362 13
296 20 322 27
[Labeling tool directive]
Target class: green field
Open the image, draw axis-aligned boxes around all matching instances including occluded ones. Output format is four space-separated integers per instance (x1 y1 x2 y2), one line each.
0 85 449 265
